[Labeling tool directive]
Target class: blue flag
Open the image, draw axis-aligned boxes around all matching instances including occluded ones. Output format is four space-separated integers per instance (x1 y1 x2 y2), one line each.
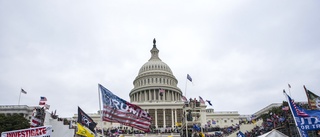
286 92 320 137
187 74 192 82
206 100 212 106
237 131 246 137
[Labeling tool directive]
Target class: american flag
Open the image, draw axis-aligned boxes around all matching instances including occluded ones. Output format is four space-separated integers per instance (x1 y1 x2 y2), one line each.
39 96 47 106
282 106 289 111
287 94 309 117
99 84 152 132
30 116 42 127
159 88 165 93
30 108 44 127
181 96 188 102
40 96 47 101
199 96 205 104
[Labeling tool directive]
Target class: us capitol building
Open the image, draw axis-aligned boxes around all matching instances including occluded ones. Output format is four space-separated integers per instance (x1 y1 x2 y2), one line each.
126 39 240 129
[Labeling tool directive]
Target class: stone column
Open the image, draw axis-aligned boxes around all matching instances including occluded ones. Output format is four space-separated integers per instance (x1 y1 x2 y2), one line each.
172 91 174 101
174 109 177 124
144 90 147 101
163 109 166 128
162 90 164 101
133 93 135 101
171 108 174 128
155 109 158 128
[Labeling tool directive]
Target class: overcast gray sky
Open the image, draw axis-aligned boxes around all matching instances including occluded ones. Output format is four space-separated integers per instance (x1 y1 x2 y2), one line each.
1 0 320 117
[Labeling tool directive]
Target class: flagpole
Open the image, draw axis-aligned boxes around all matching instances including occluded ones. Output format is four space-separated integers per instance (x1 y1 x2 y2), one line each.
283 90 303 137
18 88 22 105
98 84 104 137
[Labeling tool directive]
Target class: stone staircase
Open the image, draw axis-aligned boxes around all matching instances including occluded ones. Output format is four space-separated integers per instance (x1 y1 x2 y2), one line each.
43 111 75 137
226 120 263 137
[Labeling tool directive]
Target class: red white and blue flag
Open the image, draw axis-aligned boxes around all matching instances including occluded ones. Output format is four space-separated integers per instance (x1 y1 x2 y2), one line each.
40 96 47 101
181 96 188 102
288 96 309 117
199 96 205 104
39 96 47 105
159 88 165 96
99 84 152 132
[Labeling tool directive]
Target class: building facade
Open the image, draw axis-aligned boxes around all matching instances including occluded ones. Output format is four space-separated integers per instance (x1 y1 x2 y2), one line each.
0 105 36 120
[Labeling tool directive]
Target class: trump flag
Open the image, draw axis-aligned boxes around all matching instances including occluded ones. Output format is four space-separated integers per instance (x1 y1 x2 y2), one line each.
99 84 152 132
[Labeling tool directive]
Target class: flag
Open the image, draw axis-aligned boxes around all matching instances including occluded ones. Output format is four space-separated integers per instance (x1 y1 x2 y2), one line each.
288 95 309 117
40 96 47 101
30 116 42 127
30 107 45 127
159 88 165 96
206 100 212 106
181 96 188 102
39 96 47 106
237 131 246 137
78 106 97 133
285 91 320 136
99 84 152 132
76 123 94 137
21 88 27 94
187 74 192 82
282 106 289 111
305 86 320 110
212 119 216 124
199 96 205 104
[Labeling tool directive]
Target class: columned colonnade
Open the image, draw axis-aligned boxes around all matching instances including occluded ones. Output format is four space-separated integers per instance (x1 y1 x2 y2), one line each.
146 108 182 128
131 89 182 102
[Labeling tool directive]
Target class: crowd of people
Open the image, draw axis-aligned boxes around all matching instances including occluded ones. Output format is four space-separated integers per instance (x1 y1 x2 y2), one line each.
237 105 297 137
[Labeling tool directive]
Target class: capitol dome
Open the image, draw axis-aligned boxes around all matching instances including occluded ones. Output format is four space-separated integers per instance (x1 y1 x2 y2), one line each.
130 39 182 102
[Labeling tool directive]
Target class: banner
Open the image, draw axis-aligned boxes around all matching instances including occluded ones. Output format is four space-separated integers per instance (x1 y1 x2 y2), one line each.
99 84 152 132
1 126 52 137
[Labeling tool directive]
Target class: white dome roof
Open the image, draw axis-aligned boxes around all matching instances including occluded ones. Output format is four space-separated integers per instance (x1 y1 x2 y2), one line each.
138 39 173 75
138 60 173 75
130 39 181 95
